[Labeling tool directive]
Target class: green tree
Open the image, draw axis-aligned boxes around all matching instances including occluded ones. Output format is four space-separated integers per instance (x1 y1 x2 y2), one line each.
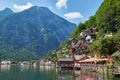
70 23 86 38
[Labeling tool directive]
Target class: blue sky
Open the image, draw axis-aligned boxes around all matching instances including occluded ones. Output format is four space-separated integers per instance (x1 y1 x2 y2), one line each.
0 0 104 24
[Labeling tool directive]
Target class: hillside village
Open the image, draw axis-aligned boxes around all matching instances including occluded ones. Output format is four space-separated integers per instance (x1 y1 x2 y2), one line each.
42 27 109 58
40 27 120 74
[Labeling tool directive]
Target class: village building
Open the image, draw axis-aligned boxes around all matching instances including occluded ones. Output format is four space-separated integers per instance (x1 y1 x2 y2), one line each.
1 60 11 65
104 33 114 38
57 58 74 68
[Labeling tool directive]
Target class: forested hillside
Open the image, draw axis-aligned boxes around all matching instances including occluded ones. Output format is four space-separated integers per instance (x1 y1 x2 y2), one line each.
70 0 120 57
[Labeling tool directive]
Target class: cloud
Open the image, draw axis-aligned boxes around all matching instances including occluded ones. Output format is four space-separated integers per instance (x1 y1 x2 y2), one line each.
13 2 33 11
56 0 67 9
64 12 83 20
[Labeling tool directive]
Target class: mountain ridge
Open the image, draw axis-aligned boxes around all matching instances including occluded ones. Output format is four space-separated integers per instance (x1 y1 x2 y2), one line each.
0 6 76 61
0 8 13 20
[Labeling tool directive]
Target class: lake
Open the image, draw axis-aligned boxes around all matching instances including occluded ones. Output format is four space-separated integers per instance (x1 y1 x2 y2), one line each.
0 65 119 80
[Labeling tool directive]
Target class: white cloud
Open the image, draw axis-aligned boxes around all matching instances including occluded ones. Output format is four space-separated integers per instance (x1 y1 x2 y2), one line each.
13 2 33 11
56 0 67 9
64 12 83 20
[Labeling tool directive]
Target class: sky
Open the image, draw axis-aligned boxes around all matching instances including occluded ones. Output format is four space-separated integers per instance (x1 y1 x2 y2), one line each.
0 0 104 24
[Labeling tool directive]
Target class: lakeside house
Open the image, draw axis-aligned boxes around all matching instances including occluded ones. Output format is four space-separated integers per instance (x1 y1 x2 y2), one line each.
19 61 31 66
57 58 74 68
40 59 53 66
1 60 11 65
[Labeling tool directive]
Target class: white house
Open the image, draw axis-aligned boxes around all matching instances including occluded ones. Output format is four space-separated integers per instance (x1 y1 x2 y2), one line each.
86 35 91 41
1 60 11 65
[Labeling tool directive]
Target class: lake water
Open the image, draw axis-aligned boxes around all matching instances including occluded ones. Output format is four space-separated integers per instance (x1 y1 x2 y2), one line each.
0 65 119 80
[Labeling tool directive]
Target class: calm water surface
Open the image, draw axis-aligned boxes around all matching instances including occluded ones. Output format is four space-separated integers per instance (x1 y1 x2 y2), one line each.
0 65 119 80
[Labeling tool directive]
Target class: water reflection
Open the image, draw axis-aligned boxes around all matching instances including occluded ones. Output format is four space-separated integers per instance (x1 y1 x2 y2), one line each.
19 64 30 71
56 69 74 80
56 68 118 80
0 65 10 71
0 65 120 80
39 66 120 80
40 65 54 72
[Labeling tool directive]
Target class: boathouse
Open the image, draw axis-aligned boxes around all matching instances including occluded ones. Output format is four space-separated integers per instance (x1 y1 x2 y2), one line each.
57 58 74 68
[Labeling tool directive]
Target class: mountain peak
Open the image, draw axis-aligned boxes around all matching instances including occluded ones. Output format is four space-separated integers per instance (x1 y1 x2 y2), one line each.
2 8 13 13
26 6 50 13
31 6 49 10
0 8 13 20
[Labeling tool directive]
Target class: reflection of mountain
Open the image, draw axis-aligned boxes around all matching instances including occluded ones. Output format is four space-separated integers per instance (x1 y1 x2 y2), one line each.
0 6 76 61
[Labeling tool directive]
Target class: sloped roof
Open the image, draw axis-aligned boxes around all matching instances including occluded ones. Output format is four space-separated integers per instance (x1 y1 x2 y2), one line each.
58 58 73 61
112 51 120 57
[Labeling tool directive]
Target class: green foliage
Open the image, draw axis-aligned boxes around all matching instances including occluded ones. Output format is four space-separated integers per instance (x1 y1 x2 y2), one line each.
51 57 57 63
85 16 96 29
70 23 86 38
114 30 120 45
59 42 66 48
95 0 120 33
0 47 38 61
71 0 120 38
90 39 102 57
47 52 52 56
90 35 120 58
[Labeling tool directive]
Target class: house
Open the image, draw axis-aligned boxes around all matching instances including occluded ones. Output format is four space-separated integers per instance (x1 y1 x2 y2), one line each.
57 58 74 68
1 60 11 65
86 35 91 41
104 33 114 38
85 33 96 43
80 31 86 37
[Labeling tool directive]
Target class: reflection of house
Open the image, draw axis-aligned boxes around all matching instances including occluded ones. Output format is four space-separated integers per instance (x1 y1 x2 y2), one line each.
1 65 10 71
79 72 98 80
1 60 11 65
56 69 74 80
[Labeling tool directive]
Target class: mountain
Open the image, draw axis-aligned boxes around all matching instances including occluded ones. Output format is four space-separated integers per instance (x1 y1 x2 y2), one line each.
0 6 76 61
0 8 13 20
